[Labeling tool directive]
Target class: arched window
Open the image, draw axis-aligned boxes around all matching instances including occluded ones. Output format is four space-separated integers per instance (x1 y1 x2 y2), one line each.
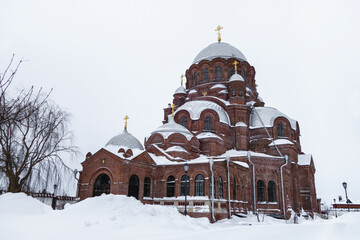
229 66 235 77
180 117 187 128
218 177 223 199
232 88 236 96
277 123 285 137
257 180 265 202
215 66 222 80
166 175 175 197
233 177 237 200
195 174 204 196
204 116 212 131
180 174 189 196
268 181 277 202
210 179 216 199
239 88 242 96
193 72 197 85
143 177 151 197
202 68 209 82
93 174 110 197
128 175 139 199
242 69 246 81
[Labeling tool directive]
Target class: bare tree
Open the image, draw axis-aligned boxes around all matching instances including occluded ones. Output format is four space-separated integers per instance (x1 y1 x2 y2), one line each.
0 55 76 193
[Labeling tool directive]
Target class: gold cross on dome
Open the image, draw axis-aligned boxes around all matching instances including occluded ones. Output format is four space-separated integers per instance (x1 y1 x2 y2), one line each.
215 25 223 43
171 103 176 117
233 60 239 72
124 115 129 130
181 74 184 86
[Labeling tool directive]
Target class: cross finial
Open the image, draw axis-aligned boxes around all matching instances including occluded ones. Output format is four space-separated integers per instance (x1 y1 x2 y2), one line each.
181 74 184 86
124 115 129 130
171 103 176 117
233 60 239 72
215 25 223 43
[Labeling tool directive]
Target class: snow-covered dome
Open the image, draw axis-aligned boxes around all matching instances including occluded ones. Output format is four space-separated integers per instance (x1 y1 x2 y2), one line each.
105 129 144 150
193 42 247 64
151 117 194 141
229 73 245 82
174 86 186 94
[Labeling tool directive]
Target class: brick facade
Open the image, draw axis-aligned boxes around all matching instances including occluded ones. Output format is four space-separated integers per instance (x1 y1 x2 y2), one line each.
78 40 319 221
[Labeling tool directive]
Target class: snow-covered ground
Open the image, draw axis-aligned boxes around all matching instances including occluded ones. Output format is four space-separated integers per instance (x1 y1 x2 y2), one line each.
0 193 359 240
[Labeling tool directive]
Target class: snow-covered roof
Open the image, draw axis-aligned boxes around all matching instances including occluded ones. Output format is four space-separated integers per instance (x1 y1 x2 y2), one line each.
174 100 230 125
174 86 186 94
151 117 194 141
219 89 228 94
188 89 197 94
196 132 223 141
268 139 294 146
104 144 145 160
235 121 247 127
210 84 227 89
165 146 188 153
298 154 312 166
250 107 297 130
193 42 247 64
229 73 245 82
105 129 144 150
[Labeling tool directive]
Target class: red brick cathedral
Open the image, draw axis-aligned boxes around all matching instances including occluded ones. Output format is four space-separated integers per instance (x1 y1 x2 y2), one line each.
78 30 320 221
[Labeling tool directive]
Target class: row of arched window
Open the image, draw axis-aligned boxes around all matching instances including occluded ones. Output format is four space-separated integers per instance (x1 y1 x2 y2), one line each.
166 175 243 200
257 180 277 202
192 67 247 85
179 116 213 131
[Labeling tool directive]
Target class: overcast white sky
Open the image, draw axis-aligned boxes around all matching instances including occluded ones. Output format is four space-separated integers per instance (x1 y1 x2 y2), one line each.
1 0 359 203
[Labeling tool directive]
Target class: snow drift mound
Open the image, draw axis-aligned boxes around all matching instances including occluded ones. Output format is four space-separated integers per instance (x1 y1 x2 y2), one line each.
0 193 51 215
61 194 209 229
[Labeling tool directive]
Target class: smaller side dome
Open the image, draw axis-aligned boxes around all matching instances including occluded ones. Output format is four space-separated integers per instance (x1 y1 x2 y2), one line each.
174 86 186 95
229 73 245 82
105 129 144 150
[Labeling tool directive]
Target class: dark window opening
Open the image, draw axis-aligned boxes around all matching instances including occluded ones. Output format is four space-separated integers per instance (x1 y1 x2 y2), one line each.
167 175 175 197
143 177 151 197
277 123 285 137
204 116 213 131
218 177 223 199
203 68 209 82
180 117 187 128
193 72 197 85
239 88 242 96
215 66 222 80
128 175 139 199
229 66 235 77
180 174 189 196
232 88 236 96
242 69 246 81
93 174 110 197
268 181 277 202
257 180 265 202
195 174 204 196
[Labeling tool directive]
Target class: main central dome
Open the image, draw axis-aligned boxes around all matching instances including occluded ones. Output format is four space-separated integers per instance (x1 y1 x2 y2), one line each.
192 42 247 64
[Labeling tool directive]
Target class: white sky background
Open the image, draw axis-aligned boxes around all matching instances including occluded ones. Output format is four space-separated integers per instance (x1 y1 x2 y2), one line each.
1 0 359 203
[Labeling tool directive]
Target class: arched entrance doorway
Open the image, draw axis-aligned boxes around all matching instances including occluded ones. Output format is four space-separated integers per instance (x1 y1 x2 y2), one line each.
128 175 139 199
93 174 111 197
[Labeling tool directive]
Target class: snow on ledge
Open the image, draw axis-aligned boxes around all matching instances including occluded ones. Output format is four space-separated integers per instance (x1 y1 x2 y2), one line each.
196 132 223 141
268 139 294 146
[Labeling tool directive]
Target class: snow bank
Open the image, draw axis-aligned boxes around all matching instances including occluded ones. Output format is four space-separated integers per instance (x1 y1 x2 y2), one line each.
1 193 359 240
0 192 51 215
